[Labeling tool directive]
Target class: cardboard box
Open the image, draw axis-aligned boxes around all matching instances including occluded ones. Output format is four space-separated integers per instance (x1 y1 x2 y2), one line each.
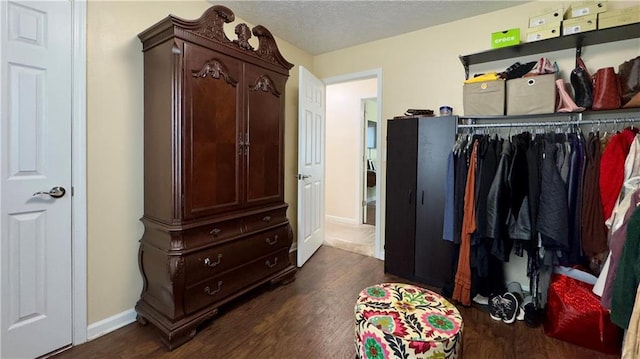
563 15 598 35
529 7 564 27
565 1 608 19
463 80 505 116
526 23 561 42
598 6 640 29
506 74 556 115
491 28 520 49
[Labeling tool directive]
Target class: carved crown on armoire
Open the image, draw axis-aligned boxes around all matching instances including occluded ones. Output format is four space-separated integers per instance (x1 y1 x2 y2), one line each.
135 5 296 350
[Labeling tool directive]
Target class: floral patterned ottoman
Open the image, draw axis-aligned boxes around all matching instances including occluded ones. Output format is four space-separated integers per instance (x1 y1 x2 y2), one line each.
355 283 463 359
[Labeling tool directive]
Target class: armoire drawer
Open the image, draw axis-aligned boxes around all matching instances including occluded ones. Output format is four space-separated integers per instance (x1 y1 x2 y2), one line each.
184 248 290 314
185 225 289 284
243 207 288 233
180 218 243 249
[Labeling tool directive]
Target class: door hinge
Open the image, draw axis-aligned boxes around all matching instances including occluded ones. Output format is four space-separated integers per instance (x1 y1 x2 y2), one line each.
71 186 74 196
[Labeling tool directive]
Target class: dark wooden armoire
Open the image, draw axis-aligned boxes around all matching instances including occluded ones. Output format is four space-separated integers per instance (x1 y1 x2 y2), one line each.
136 6 296 349
384 116 455 288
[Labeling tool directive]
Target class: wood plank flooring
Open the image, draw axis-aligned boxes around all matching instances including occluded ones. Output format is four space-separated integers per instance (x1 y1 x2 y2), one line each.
53 246 619 359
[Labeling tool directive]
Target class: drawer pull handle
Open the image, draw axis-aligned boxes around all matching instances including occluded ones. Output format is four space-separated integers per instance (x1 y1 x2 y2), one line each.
265 235 278 246
204 281 223 296
209 228 222 236
203 254 223 267
262 215 272 222
265 257 278 268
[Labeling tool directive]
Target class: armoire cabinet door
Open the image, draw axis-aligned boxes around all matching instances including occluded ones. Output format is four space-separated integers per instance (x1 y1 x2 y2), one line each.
182 43 244 219
384 119 418 278
244 64 286 205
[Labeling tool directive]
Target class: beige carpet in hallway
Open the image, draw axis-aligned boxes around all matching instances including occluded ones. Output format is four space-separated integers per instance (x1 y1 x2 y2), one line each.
323 220 375 257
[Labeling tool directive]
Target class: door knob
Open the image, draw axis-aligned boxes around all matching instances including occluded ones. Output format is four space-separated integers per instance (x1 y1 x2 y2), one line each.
297 174 312 180
33 186 66 198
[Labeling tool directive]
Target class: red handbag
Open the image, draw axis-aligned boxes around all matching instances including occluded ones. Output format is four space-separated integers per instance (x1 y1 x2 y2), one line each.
592 67 622 110
543 273 622 354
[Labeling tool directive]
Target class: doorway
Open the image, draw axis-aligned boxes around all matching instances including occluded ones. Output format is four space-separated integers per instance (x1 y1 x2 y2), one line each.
323 72 381 259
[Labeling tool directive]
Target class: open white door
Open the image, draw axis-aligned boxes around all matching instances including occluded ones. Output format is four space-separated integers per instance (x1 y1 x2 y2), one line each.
1 1 74 357
297 66 325 267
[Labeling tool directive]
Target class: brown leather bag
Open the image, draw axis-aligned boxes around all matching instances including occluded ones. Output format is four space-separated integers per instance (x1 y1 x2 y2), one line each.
619 56 640 106
592 67 621 110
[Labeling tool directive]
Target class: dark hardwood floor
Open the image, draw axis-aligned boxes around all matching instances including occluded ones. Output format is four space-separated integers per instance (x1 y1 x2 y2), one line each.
54 246 619 359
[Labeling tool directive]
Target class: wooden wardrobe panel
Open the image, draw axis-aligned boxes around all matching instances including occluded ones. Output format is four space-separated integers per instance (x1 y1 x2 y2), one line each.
182 43 243 219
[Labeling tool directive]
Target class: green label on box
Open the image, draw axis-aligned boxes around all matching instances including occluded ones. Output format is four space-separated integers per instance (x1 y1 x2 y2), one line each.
491 28 520 48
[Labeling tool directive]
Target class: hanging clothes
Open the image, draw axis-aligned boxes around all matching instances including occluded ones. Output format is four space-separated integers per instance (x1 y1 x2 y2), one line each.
597 135 640 307
486 140 513 261
581 132 608 258
472 135 504 298
453 140 478 306
441 137 469 299
611 203 640 329
537 134 569 251
453 138 470 245
475 135 500 238
599 188 640 309
508 133 533 244
563 132 587 266
600 128 638 221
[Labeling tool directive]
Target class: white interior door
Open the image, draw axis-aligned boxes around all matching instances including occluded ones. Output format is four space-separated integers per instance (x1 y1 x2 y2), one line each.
297 66 325 267
1 1 73 357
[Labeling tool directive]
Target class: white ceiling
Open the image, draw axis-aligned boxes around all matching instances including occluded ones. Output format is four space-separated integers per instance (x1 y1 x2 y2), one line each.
214 1 529 55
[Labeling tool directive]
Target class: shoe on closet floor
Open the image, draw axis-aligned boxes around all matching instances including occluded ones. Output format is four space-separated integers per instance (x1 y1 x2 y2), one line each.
524 302 542 328
504 282 524 324
488 294 504 321
501 292 520 324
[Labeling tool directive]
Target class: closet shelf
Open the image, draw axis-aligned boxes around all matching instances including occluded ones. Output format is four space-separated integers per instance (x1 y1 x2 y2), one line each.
459 108 640 122
459 23 640 78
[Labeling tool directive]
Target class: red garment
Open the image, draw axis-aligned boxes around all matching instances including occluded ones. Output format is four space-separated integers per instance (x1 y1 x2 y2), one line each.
600 129 638 220
453 141 477 306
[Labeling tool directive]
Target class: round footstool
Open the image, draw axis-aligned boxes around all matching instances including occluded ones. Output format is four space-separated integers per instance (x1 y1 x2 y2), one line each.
354 283 463 359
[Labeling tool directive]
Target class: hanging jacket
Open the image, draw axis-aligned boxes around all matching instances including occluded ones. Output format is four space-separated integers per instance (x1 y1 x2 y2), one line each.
600 129 638 221
475 135 500 237
486 140 513 261
537 135 569 250
581 132 608 257
453 139 469 245
563 132 586 266
508 133 533 241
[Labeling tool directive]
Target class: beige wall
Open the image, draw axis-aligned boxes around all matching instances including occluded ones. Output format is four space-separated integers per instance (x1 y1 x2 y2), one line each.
86 0 639 325
86 0 312 324
325 79 377 223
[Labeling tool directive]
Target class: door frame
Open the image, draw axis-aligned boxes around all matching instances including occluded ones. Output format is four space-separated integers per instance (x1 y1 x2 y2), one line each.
71 0 88 345
323 69 383 260
361 97 376 225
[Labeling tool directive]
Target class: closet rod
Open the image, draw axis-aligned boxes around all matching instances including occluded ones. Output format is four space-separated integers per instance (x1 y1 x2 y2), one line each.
457 117 640 129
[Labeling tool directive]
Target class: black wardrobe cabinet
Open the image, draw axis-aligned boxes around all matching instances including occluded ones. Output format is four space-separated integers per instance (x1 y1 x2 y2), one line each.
384 116 455 288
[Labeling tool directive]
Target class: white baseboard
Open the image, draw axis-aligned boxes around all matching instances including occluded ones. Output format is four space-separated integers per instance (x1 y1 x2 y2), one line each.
87 308 136 341
325 215 359 225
